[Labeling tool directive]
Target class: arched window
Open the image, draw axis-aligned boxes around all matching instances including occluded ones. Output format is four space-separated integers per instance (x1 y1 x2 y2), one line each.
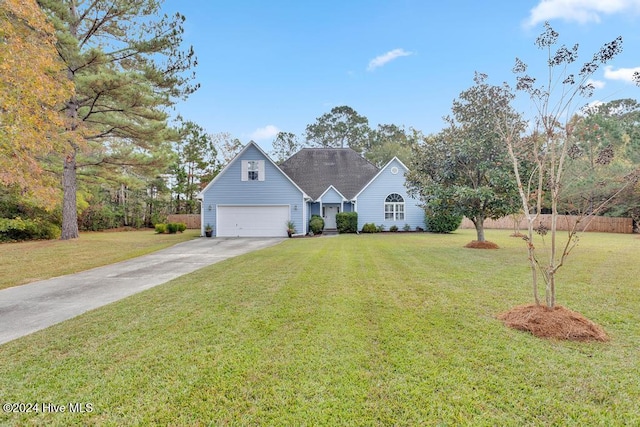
384 193 405 221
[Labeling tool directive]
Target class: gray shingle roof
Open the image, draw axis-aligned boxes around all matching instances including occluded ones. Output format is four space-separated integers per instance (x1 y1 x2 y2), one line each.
279 148 379 200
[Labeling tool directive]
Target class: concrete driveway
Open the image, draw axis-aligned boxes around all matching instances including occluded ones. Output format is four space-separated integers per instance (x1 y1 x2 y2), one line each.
0 237 284 345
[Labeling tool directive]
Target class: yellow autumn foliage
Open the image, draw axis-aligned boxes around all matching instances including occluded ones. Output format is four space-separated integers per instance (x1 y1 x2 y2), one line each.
0 0 74 206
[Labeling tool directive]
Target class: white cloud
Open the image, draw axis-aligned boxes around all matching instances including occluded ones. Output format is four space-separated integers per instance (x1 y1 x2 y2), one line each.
367 48 413 71
249 125 280 141
580 100 604 115
525 0 640 27
604 65 640 83
586 78 606 89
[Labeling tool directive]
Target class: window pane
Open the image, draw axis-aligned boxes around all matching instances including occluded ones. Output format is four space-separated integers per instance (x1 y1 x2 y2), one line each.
385 199 406 221
384 203 393 220
385 193 404 203
247 160 259 180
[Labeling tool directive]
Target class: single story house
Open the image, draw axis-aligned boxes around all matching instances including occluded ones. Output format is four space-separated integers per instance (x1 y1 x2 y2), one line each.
197 141 424 237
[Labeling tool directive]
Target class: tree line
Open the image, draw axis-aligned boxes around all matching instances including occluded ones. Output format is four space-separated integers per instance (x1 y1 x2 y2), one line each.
1 1 638 253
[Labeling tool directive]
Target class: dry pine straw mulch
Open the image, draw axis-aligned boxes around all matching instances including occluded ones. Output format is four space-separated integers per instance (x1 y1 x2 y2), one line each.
465 240 500 249
463 238 608 341
497 304 609 342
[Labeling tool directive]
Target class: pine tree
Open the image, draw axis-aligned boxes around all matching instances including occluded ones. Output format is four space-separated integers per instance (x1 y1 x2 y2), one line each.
37 0 198 239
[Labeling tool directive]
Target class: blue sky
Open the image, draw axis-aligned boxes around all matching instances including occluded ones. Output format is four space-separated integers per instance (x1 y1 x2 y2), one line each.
162 0 640 151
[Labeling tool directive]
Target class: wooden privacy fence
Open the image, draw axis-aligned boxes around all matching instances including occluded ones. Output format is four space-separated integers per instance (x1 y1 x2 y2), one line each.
460 214 633 234
167 213 632 233
166 214 201 229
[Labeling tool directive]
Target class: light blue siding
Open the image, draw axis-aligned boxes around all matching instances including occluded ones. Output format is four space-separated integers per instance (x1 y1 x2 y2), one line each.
319 187 344 204
201 144 305 236
309 201 352 216
308 202 320 217
316 188 357 217
355 158 424 231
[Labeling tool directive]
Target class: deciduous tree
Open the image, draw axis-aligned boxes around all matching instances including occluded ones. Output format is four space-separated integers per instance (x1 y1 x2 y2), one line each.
270 131 301 164
364 124 417 167
407 74 522 244
502 23 636 309
212 132 243 164
305 105 370 149
0 0 73 205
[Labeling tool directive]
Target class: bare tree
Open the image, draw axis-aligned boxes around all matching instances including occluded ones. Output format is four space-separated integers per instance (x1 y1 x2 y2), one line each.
500 23 638 309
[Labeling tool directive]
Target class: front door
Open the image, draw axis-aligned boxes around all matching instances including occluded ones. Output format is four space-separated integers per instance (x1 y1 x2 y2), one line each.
323 205 339 229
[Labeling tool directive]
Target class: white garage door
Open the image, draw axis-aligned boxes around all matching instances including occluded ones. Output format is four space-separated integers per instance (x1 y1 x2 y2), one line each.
218 205 289 237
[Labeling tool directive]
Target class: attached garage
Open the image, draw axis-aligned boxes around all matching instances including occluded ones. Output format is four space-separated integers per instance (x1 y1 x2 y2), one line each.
217 205 289 237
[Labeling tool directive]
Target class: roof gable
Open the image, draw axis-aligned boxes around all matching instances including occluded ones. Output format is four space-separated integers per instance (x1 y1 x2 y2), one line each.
354 156 409 199
318 185 346 201
198 141 307 199
279 148 379 200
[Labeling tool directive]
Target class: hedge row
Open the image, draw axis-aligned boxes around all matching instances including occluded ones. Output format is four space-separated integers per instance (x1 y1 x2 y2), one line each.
0 217 61 242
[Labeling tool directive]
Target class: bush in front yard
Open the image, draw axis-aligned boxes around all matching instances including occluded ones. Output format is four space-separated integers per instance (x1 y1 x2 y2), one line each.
309 215 324 234
336 212 358 233
361 223 377 233
155 222 186 234
424 210 463 233
0 217 61 242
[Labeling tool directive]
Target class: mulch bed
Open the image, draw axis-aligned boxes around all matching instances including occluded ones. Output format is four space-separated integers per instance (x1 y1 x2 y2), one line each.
497 304 609 342
464 240 500 249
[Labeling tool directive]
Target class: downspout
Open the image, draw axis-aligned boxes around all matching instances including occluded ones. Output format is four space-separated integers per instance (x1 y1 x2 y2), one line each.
302 197 306 235
352 199 359 233
303 196 312 235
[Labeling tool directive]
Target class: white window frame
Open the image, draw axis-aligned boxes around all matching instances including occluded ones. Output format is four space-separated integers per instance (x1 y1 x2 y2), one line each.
241 160 265 182
247 160 259 181
384 193 405 221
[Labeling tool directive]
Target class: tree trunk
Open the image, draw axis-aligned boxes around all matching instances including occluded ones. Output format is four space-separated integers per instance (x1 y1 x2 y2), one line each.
60 6 80 241
505 137 541 306
120 184 128 226
525 217 541 306
61 150 79 240
473 214 486 242
547 136 560 310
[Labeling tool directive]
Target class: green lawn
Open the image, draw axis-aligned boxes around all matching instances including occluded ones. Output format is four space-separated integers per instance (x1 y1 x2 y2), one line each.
0 229 199 290
1 230 639 425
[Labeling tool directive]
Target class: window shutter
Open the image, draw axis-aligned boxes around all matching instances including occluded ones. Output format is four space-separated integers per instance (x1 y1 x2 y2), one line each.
241 161 248 181
258 160 265 181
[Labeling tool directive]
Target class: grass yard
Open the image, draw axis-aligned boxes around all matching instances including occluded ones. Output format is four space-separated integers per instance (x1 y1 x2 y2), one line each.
0 229 199 290
1 230 639 425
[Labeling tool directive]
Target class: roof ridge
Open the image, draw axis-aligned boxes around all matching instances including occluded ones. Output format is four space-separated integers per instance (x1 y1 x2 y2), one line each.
279 148 379 200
